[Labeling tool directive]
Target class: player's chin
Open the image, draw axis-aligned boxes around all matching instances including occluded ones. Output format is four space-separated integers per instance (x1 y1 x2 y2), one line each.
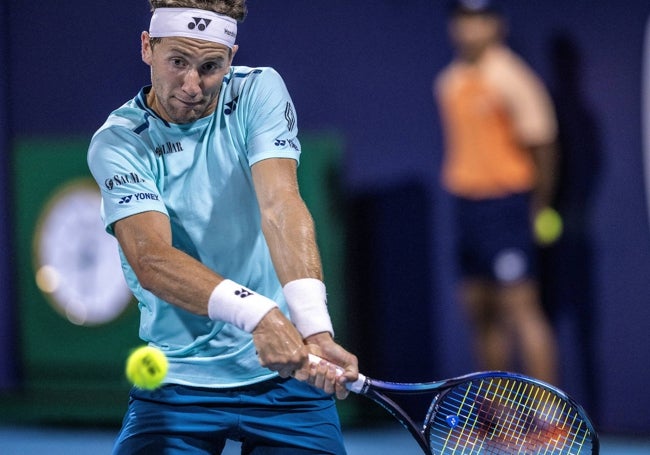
169 104 207 123
174 112 203 124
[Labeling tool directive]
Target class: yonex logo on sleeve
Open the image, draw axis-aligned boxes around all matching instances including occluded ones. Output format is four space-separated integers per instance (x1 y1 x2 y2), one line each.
188 17 212 31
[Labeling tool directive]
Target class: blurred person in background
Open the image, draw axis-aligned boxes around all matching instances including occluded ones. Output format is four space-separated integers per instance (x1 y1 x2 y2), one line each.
433 0 559 383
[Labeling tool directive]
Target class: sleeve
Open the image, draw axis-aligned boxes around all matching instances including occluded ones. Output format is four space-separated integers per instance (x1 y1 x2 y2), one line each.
239 68 302 166
87 126 168 235
499 55 558 146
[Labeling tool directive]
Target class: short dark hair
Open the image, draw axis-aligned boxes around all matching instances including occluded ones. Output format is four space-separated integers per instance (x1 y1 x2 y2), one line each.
448 0 502 17
149 0 247 22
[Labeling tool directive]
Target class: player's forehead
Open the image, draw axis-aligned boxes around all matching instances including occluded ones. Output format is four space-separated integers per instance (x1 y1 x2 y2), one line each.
155 36 230 58
451 12 500 26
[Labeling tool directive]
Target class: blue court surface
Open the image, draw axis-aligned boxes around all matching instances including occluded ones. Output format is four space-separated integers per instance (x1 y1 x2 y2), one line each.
1 424 648 454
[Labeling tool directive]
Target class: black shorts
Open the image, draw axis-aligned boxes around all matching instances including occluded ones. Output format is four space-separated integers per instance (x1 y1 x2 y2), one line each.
453 192 537 283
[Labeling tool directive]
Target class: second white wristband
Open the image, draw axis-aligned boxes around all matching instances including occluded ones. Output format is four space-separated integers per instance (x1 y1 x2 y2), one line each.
282 278 334 338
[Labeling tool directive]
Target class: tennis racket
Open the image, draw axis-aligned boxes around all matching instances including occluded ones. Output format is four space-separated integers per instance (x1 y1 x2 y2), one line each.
309 355 598 454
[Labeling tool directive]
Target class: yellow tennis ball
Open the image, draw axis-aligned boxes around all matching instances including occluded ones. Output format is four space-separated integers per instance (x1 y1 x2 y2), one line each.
125 345 168 390
534 207 563 245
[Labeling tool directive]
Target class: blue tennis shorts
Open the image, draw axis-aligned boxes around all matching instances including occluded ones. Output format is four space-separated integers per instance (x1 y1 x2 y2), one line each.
454 192 537 283
112 377 346 454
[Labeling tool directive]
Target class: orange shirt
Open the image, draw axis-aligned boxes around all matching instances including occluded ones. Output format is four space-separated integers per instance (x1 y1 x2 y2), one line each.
435 45 557 199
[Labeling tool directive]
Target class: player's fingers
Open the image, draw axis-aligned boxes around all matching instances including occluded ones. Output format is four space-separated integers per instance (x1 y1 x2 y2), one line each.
316 345 359 384
310 358 328 389
292 357 318 383
303 358 337 395
322 363 338 395
333 364 354 400
292 360 310 381
335 380 350 400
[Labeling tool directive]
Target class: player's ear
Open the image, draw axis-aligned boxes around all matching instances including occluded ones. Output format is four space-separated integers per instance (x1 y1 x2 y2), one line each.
141 31 153 65
229 45 239 65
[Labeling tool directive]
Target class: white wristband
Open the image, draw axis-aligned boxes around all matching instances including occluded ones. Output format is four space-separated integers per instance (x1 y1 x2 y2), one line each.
208 279 278 332
282 278 334 338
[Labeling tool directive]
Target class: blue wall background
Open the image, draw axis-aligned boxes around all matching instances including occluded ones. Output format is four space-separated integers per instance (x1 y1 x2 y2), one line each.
2 0 650 434
0 0 15 391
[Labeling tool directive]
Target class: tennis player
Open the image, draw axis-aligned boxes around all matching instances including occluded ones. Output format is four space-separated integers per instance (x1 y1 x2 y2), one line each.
434 0 559 384
87 1 358 453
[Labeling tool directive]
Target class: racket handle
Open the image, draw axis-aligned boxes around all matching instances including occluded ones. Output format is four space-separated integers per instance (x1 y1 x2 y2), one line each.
308 354 366 394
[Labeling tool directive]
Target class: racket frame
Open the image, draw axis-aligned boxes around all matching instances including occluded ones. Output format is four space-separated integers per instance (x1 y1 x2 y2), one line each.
360 371 599 454
308 355 599 455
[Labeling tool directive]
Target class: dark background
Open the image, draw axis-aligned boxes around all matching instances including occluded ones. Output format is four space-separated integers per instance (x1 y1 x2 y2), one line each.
1 0 649 434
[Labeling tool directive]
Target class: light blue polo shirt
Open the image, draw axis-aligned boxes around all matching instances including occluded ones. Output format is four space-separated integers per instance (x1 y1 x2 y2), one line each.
87 66 301 387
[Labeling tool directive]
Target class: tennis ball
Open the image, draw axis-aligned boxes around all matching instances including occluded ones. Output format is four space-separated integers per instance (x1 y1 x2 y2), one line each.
534 207 563 245
125 345 168 390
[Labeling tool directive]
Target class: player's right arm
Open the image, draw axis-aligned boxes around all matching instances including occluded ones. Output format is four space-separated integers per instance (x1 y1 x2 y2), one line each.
113 210 221 316
113 210 308 378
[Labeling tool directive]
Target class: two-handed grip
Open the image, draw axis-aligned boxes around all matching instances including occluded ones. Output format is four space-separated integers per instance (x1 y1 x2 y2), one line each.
308 353 366 393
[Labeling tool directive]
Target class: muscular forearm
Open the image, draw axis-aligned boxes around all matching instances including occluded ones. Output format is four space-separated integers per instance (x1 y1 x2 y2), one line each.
251 158 333 338
261 196 323 285
116 212 280 333
135 246 222 316
252 158 324 285
114 214 222 316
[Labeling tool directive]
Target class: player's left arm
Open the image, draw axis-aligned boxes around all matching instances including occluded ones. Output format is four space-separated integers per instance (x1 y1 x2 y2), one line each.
251 157 358 398
528 140 559 214
504 59 560 213
251 157 322 284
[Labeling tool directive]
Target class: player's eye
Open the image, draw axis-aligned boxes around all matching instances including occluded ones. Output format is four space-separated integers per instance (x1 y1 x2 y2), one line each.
202 60 224 73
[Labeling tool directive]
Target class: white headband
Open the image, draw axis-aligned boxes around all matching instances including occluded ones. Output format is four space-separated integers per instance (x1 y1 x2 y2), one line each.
149 8 237 48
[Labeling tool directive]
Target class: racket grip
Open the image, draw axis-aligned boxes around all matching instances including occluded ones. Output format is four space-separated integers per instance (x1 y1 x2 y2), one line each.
308 354 366 394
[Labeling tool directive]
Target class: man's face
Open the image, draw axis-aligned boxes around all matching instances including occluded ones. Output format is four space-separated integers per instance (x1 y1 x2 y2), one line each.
141 33 237 124
448 14 502 60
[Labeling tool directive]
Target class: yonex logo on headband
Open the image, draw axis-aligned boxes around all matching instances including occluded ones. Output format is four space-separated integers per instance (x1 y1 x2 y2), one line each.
188 17 211 31
150 8 237 48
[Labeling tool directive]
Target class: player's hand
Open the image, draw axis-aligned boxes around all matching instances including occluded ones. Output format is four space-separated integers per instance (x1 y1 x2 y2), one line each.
297 332 359 400
252 308 307 378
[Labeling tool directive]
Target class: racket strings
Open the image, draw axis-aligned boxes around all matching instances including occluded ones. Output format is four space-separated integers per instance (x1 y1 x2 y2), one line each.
427 377 593 454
